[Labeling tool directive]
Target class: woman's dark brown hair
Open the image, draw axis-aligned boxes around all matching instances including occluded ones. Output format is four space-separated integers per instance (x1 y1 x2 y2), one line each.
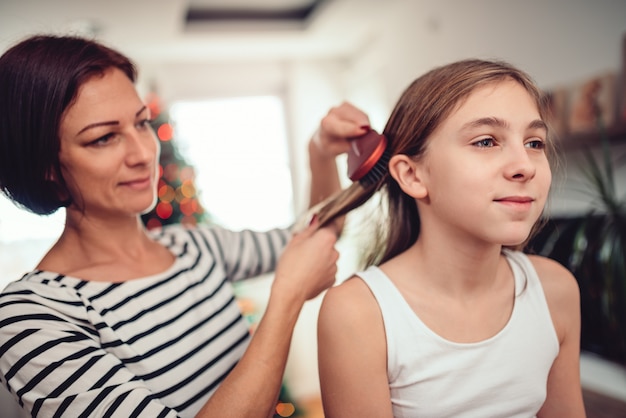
0 35 137 215
316 59 554 267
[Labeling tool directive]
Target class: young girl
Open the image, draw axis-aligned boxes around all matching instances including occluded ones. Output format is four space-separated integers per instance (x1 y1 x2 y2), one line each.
316 59 585 417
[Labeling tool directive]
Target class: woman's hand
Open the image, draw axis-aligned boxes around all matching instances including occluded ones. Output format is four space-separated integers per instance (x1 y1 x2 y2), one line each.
272 217 338 305
311 101 371 159
302 101 371 234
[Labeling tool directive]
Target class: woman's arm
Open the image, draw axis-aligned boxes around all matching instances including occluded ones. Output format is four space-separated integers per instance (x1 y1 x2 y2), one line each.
317 277 393 418
196 221 338 418
532 256 586 418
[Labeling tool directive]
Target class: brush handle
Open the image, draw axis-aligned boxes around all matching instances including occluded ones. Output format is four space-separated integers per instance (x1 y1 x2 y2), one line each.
347 130 387 181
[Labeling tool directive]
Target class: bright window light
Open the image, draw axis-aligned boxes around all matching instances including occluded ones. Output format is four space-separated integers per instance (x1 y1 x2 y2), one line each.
0 198 64 287
0 198 64 243
169 96 294 231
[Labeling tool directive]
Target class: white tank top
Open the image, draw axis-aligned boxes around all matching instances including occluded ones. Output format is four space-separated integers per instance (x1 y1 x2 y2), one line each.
356 250 559 418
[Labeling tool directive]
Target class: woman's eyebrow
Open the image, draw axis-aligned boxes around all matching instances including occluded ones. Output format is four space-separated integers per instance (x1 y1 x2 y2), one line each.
77 106 148 135
78 120 118 134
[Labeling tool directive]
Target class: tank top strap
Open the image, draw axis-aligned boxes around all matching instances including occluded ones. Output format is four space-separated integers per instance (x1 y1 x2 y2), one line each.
355 266 408 308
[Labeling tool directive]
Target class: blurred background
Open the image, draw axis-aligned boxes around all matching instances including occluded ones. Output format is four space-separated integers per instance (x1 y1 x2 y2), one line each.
1 1 626 417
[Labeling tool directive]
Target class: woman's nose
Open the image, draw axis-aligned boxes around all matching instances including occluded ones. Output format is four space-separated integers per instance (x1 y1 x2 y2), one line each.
126 130 156 165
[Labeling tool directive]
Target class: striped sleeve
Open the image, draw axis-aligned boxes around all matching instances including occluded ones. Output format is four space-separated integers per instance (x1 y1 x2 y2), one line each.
193 225 291 282
0 282 180 418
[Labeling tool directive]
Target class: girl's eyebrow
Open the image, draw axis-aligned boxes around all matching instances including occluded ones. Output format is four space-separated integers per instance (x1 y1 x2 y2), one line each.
77 106 148 135
461 117 547 132
528 119 548 131
461 116 509 131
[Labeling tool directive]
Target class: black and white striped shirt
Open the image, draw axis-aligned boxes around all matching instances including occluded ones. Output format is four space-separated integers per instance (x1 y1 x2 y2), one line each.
0 224 290 417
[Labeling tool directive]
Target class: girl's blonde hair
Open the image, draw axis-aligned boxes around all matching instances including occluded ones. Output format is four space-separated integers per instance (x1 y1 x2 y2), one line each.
316 59 555 267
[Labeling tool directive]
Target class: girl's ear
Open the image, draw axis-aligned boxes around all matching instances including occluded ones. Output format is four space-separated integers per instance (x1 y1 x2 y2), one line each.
388 154 428 198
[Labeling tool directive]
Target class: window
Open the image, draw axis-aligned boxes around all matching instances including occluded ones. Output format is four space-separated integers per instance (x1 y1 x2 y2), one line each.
169 95 294 231
0 199 64 286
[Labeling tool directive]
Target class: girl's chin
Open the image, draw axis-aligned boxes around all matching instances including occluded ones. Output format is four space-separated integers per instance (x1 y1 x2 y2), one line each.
500 234 532 247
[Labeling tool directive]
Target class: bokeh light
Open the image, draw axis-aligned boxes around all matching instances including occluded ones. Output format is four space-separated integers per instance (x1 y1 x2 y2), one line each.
156 201 173 219
146 218 162 230
157 123 174 141
275 402 295 417
158 184 175 202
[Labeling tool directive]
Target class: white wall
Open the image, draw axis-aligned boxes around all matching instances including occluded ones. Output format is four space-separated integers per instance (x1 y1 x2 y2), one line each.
343 0 626 101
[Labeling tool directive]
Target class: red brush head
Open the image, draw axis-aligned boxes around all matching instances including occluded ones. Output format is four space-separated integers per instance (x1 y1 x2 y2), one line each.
347 129 388 182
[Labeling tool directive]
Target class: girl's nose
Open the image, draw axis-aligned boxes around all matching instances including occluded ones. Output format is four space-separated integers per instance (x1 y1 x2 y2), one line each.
503 143 536 181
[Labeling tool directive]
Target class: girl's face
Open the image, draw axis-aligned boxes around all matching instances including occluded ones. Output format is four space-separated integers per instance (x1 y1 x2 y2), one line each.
416 79 551 247
58 68 159 219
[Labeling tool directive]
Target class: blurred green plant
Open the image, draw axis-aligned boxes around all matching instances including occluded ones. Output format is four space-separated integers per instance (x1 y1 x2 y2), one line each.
569 114 626 365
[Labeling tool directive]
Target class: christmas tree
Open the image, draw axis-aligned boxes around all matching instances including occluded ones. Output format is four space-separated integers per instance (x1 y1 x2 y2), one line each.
141 93 208 229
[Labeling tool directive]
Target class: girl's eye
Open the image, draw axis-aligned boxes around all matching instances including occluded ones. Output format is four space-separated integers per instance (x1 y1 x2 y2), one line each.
525 139 546 150
473 137 496 148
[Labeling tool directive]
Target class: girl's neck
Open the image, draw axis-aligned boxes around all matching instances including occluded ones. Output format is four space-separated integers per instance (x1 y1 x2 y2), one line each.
387 233 507 299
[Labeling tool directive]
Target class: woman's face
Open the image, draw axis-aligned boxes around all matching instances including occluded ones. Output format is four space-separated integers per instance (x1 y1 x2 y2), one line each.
58 68 159 219
416 79 552 247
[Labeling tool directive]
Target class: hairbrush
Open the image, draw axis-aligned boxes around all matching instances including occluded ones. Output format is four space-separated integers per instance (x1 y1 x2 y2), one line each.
346 129 390 186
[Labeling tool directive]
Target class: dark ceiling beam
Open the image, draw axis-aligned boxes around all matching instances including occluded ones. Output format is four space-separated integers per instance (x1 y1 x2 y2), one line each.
185 0 325 23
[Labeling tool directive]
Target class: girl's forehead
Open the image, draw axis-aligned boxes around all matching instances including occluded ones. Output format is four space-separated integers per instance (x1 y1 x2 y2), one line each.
453 80 537 117
426 80 541 141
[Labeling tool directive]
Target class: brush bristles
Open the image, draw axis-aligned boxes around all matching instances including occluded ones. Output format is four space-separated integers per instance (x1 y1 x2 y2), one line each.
359 150 390 187
295 150 390 231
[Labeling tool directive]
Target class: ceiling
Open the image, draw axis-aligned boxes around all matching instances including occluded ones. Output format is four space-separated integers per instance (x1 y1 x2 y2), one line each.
0 0 389 63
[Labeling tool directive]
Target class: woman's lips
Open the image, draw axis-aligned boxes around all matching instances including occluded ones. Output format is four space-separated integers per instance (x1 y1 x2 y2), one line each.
120 177 152 190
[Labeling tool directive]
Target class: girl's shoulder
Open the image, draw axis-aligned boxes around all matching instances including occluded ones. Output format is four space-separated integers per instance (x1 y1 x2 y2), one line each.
525 254 579 296
525 254 581 338
320 273 383 327
318 272 388 367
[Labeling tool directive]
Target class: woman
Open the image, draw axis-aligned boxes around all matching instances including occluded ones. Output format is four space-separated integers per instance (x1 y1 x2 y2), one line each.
0 34 370 417
316 59 586 417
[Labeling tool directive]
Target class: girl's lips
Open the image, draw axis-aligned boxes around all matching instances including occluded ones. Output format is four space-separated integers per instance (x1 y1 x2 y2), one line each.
495 194 534 202
495 196 534 211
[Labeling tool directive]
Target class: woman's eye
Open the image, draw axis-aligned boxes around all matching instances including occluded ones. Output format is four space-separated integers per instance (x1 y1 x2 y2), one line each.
137 118 152 129
89 133 114 146
473 137 495 148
